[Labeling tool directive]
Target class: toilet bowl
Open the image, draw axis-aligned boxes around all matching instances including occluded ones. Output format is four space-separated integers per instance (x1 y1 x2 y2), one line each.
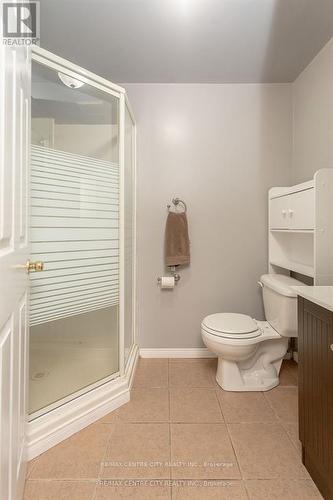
201 274 304 391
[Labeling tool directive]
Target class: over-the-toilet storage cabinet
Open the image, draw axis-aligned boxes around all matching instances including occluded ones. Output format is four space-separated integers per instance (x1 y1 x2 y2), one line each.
269 169 333 283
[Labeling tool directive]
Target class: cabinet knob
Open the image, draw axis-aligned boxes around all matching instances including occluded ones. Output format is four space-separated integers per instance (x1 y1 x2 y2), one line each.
288 209 294 217
282 210 287 217
330 344 333 352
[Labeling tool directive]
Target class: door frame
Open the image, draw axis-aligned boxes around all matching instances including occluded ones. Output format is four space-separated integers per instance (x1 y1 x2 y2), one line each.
0 39 31 500
124 93 137 369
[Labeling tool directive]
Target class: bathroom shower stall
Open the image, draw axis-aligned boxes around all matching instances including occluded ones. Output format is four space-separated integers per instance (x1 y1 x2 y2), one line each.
27 47 137 450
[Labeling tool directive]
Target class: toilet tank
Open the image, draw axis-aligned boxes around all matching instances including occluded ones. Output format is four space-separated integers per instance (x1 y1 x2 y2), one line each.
260 274 305 338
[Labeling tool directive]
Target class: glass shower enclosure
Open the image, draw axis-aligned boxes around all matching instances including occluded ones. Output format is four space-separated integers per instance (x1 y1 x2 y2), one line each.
29 48 136 417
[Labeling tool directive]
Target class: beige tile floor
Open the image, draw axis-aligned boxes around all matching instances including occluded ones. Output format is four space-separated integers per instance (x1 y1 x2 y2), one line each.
25 358 323 499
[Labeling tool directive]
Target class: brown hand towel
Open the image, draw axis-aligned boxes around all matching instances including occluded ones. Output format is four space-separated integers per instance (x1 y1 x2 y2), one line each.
165 211 190 267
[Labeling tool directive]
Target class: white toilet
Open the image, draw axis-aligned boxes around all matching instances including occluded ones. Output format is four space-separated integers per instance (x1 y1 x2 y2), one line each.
201 274 303 391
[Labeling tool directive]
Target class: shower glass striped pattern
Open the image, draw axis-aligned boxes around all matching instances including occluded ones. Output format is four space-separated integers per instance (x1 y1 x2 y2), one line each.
29 59 131 415
30 146 119 326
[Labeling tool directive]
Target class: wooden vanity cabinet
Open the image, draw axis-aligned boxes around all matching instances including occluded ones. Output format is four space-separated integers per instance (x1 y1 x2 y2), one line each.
298 297 333 499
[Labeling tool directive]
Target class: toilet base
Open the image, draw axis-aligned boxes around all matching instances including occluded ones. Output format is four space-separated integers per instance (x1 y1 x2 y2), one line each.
216 359 280 391
215 337 288 392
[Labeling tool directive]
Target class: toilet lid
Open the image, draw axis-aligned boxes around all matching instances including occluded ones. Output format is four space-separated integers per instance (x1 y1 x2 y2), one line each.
202 313 258 335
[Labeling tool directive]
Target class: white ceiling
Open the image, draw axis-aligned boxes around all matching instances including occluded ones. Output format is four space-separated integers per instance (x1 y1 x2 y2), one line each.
39 0 333 83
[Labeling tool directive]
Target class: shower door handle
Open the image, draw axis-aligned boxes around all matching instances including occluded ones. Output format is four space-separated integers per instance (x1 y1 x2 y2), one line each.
25 260 44 273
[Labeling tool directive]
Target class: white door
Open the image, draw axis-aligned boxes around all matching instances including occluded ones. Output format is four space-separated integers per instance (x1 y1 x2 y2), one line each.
0 42 30 500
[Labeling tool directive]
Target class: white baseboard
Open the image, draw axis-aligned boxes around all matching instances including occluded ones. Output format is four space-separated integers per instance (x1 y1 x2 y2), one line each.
26 344 139 460
139 348 216 358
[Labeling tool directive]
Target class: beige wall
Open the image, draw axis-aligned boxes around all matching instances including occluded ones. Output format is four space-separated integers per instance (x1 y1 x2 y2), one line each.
292 38 333 183
125 84 292 348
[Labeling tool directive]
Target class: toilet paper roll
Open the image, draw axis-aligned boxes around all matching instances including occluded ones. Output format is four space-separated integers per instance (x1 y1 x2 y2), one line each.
160 276 175 289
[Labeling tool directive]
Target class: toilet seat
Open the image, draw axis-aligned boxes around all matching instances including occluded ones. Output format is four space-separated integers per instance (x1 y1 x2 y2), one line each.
201 313 262 340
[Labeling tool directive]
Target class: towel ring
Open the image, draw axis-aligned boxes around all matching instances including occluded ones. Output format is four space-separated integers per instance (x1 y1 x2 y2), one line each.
167 197 187 213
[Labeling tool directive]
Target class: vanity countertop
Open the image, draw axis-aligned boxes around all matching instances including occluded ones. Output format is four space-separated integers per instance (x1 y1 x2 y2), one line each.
293 286 333 312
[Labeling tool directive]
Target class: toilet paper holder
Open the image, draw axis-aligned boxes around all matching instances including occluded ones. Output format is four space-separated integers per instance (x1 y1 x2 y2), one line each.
157 266 181 285
157 274 180 285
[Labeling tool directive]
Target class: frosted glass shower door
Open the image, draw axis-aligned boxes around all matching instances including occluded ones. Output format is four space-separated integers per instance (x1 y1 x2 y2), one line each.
29 60 120 414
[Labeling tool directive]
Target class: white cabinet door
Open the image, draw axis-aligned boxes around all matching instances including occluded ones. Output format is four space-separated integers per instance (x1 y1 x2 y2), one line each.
270 189 315 230
270 196 289 229
0 44 30 500
289 189 315 230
